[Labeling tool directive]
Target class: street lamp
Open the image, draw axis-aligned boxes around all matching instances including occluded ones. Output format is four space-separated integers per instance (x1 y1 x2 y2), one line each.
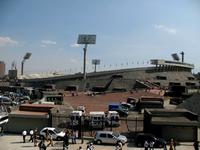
21 52 31 75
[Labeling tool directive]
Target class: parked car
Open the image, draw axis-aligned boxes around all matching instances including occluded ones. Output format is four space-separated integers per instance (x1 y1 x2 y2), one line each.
40 127 65 141
120 102 135 111
135 133 166 148
94 131 127 145
108 103 128 117
0 95 18 106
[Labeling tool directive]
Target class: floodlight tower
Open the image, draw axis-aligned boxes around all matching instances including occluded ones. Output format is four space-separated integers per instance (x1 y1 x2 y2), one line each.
92 59 100 72
180 51 184 62
77 34 96 79
21 52 31 75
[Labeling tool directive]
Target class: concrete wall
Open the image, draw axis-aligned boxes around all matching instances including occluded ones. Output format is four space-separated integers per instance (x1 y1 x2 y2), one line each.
5 117 49 133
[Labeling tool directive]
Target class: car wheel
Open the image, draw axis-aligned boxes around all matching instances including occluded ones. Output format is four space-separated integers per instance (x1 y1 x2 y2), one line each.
158 144 162 148
96 140 102 145
137 142 142 147
56 137 62 141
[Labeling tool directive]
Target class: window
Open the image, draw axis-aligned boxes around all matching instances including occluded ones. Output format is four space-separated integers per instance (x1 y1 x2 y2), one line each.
107 134 113 138
99 133 106 138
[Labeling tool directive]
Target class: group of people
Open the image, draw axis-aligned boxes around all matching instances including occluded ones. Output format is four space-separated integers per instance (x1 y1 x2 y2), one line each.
144 141 155 150
22 129 35 143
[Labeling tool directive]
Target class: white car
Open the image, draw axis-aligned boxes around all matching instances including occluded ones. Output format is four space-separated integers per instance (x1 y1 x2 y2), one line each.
40 127 65 141
94 131 127 145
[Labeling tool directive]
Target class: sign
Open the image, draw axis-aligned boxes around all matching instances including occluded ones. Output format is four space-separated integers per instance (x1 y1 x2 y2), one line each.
92 59 100 65
77 34 96 44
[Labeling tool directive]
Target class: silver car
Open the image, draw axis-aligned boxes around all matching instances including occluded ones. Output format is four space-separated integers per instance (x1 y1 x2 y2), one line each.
94 131 127 145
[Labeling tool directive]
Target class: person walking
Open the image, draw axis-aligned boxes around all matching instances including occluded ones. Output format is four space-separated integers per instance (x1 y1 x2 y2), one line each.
63 130 69 150
29 129 34 142
45 129 53 147
38 137 47 150
33 128 39 147
193 140 199 150
78 146 83 150
22 130 27 143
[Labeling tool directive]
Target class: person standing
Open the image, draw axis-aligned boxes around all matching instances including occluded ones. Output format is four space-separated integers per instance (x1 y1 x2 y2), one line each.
169 139 174 150
144 141 149 150
71 130 77 144
29 129 34 142
63 130 69 150
149 141 154 150
193 140 199 150
33 128 39 147
22 130 27 143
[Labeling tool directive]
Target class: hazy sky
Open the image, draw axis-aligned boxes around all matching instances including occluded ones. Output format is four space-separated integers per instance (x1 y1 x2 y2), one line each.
0 0 200 75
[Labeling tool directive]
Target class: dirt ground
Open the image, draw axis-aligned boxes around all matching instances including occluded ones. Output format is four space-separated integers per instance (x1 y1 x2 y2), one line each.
63 90 164 114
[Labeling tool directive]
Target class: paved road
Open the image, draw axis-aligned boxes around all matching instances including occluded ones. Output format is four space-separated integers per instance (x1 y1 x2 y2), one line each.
0 134 195 150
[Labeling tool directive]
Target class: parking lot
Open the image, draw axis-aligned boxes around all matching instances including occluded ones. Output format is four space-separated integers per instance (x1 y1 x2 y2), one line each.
0 134 196 150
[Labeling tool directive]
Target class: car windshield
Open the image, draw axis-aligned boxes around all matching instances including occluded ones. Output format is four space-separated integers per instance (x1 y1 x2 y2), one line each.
53 128 60 133
112 132 119 137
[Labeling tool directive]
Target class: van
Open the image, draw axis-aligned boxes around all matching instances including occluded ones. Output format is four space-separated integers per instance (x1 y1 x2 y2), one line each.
70 110 83 127
89 111 105 129
106 111 120 127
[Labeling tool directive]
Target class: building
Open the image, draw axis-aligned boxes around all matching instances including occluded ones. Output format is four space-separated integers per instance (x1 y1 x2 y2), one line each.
144 108 199 142
0 61 5 78
6 104 55 133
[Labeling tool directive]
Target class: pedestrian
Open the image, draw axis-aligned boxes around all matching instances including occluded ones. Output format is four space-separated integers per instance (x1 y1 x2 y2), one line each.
71 130 77 144
78 146 83 150
173 139 177 150
45 129 53 147
163 143 167 150
169 138 174 150
86 145 90 150
63 130 69 150
144 141 149 150
193 140 199 150
149 141 154 150
33 128 39 147
38 137 47 150
29 129 34 142
22 130 27 143
115 142 122 150
87 142 94 150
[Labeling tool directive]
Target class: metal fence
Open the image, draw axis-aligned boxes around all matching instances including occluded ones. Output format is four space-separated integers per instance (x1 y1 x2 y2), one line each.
52 114 143 142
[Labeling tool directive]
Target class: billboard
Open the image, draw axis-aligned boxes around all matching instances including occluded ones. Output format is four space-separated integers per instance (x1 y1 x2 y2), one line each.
77 34 96 44
92 59 100 65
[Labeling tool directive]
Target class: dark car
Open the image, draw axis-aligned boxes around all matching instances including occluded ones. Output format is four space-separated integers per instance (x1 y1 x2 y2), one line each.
135 133 166 148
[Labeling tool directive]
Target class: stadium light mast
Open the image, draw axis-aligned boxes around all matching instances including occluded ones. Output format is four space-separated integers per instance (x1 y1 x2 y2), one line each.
92 59 100 72
77 34 96 79
21 52 31 75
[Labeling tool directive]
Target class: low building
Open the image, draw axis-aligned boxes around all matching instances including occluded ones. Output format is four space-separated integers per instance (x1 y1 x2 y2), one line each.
5 104 55 133
144 108 199 142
